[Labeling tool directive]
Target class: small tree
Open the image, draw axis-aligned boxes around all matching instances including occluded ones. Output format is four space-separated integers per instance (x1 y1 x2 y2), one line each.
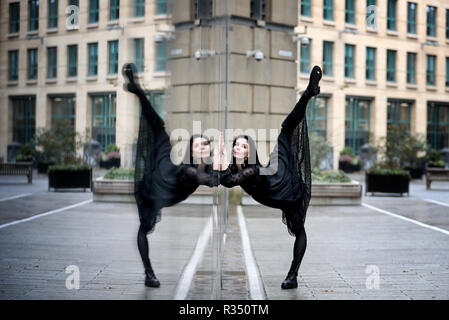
309 132 332 169
376 125 427 169
33 120 89 165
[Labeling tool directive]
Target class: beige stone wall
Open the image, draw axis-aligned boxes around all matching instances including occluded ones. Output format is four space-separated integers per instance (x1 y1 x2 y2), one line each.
296 0 449 169
0 0 171 165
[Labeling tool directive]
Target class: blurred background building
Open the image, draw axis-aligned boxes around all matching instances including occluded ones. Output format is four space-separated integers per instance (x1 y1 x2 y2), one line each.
1 0 448 169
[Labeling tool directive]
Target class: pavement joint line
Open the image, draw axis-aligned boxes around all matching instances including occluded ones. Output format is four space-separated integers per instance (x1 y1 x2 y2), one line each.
361 202 449 236
0 193 32 202
173 213 213 300
0 199 93 230
422 199 449 208
237 205 267 300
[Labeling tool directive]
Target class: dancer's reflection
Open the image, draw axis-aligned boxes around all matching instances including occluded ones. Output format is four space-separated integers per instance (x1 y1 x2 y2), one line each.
217 66 322 289
122 63 218 287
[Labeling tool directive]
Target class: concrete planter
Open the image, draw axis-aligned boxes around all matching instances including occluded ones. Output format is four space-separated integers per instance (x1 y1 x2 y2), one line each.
242 181 362 206
93 176 214 204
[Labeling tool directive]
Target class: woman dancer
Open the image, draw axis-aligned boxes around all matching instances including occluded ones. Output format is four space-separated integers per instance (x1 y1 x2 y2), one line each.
217 65 322 289
122 63 218 287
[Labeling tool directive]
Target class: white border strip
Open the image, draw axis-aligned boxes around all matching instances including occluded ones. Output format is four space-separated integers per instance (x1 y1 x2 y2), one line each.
423 199 449 208
0 193 32 202
237 205 266 300
173 214 213 300
0 199 93 230
362 202 449 236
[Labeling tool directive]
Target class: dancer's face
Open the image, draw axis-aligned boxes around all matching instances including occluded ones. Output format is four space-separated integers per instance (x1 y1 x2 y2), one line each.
192 137 211 161
233 138 249 161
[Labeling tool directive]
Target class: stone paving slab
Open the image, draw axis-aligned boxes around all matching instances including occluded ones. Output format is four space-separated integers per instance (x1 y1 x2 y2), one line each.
0 202 211 300
242 202 449 300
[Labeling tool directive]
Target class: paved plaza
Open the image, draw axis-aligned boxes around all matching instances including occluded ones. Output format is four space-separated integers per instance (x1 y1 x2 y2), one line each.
0 170 448 299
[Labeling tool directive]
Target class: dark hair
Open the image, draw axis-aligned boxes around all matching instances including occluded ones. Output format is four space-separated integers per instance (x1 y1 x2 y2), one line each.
229 135 261 173
183 134 212 166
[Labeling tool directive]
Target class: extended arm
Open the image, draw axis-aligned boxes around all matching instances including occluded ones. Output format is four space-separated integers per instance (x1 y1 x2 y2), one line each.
179 166 219 188
219 167 264 188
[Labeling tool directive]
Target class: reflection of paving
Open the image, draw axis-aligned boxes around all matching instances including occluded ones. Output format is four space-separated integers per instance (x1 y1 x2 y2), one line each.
0 202 212 299
242 203 449 300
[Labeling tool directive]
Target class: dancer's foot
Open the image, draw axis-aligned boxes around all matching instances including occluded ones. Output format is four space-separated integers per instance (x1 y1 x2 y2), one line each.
122 63 142 95
305 65 322 97
145 268 160 288
281 270 298 289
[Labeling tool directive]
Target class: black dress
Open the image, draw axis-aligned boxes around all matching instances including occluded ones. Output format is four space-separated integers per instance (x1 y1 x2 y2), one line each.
220 92 312 236
134 92 218 234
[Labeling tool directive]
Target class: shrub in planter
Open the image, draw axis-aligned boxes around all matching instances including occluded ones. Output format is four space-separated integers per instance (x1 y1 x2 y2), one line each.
365 166 411 196
48 163 92 191
103 167 135 180
15 143 36 163
312 168 351 183
98 144 121 169
427 149 445 168
338 147 362 173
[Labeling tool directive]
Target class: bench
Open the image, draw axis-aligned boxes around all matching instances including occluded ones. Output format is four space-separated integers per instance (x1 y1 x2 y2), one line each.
426 167 449 189
0 162 33 184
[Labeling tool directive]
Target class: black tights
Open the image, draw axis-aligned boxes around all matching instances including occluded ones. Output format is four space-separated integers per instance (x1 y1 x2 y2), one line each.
137 224 153 272
292 226 307 273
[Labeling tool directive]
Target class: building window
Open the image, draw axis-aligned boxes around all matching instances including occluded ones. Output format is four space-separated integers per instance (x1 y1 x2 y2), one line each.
387 0 397 31
145 91 165 118
89 0 99 23
69 0 79 6
27 48 38 80
48 0 58 29
251 0 266 20
345 97 371 155
300 41 311 74
134 38 144 73
345 0 355 24
386 49 396 82
446 57 449 87
50 95 76 130
88 43 98 76
323 41 333 76
387 100 412 133
446 9 449 39
8 50 19 81
323 0 333 21
344 44 355 79
12 96 36 144
406 52 416 85
135 0 145 17
366 0 376 28
9 2 20 34
110 0 120 20
29 0 39 31
407 2 417 34
426 55 436 86
366 47 376 81
427 103 449 150
427 6 437 37
108 40 119 74
91 93 116 150
301 0 311 17
47 47 57 79
194 0 213 20
67 45 78 77
306 96 328 138
155 40 166 72
156 0 167 15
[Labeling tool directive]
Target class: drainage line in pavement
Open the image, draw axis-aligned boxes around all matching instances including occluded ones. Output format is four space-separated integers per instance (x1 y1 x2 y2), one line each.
362 202 449 236
0 199 93 230
237 205 267 300
173 215 213 300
